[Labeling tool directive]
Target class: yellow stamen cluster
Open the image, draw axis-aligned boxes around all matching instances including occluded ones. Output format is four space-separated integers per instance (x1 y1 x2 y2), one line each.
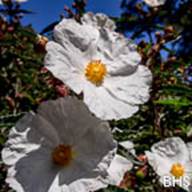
170 163 185 178
52 144 73 166
85 60 107 86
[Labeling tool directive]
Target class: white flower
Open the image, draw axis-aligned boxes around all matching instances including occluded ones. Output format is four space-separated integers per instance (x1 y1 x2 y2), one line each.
0 0 27 4
44 12 152 120
145 137 192 191
2 97 132 192
143 0 166 7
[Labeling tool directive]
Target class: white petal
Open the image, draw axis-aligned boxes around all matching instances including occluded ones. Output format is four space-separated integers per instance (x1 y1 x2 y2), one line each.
6 167 24 192
59 121 117 183
107 154 133 186
184 161 192 176
45 41 85 94
69 177 108 192
182 161 192 191
82 12 116 31
37 97 108 146
119 141 134 150
1 113 40 166
145 151 172 177
88 27 140 75
187 142 192 160
119 140 135 155
6 147 58 192
48 175 69 192
54 17 99 53
83 82 139 120
104 65 152 105
144 0 166 7
151 137 189 164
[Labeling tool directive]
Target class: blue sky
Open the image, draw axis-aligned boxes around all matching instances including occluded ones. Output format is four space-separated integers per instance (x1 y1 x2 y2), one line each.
21 0 122 32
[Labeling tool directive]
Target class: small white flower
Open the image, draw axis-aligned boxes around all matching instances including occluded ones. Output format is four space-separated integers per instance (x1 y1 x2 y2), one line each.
145 137 192 191
2 97 132 192
143 0 166 7
44 12 152 120
0 0 27 4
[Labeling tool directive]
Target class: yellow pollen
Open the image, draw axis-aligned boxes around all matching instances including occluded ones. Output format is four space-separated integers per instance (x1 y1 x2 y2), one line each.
85 60 107 86
52 144 73 166
170 163 185 178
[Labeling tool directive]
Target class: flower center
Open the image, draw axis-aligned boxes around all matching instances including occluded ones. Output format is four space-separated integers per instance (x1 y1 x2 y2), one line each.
170 163 185 178
52 144 73 166
85 60 107 86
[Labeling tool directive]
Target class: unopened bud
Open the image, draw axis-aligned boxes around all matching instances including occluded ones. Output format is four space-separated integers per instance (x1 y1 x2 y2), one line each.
136 166 148 179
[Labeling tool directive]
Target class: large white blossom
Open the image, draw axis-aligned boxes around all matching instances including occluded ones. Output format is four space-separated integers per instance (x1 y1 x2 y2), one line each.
143 0 166 7
145 137 192 191
44 13 152 120
2 97 132 192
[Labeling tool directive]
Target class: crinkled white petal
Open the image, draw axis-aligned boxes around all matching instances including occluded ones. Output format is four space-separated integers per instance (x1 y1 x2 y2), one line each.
6 147 59 192
82 12 116 31
45 41 85 94
68 176 108 192
37 97 112 146
2 113 40 166
119 141 134 151
104 65 152 105
187 142 192 160
50 177 107 192
45 17 100 94
182 161 192 191
144 0 166 7
48 175 69 192
94 30 141 74
83 82 139 120
145 151 173 177
54 17 99 52
106 154 133 186
119 140 135 156
151 137 189 164
58 126 117 185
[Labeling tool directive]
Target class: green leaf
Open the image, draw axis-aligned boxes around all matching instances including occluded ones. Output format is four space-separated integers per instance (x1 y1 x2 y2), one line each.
162 85 192 95
154 97 192 107
41 21 59 34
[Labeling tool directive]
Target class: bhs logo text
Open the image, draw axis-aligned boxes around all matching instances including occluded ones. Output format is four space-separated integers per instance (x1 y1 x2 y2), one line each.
163 176 190 188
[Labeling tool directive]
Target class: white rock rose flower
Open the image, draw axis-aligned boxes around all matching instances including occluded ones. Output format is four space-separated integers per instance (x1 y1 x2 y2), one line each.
144 0 166 7
2 97 132 192
0 0 27 4
44 12 152 120
145 137 192 191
